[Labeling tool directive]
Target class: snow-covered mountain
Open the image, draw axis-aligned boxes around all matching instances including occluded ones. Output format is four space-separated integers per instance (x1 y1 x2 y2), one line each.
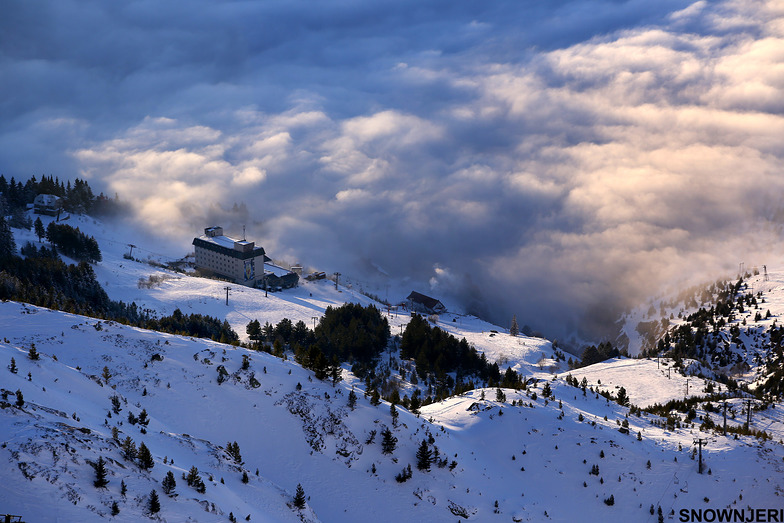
2 214 783 522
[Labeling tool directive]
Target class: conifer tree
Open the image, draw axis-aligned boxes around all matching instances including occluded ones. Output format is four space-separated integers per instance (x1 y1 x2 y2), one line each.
162 471 177 495
510 315 519 336
148 489 160 514
390 403 399 426
93 456 109 488
496 388 506 402
111 500 120 516
110 395 122 414
186 466 206 493
370 388 381 406
293 483 306 509
9 357 17 374
0 216 16 259
28 344 39 360
381 427 397 455
15 389 23 408
120 479 127 497
347 388 357 410
329 355 342 386
542 382 552 398
616 386 629 407
226 441 242 464
121 436 137 461
33 217 45 242
137 442 154 471
416 439 433 471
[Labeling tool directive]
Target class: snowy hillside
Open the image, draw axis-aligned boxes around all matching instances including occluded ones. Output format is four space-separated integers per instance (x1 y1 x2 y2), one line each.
2 214 784 522
2 301 784 521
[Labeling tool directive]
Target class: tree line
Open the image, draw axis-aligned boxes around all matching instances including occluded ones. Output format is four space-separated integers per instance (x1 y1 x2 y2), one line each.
0 174 126 219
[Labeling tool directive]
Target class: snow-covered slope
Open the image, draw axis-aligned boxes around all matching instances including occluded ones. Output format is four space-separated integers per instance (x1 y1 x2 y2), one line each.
3 214 784 522
2 301 783 522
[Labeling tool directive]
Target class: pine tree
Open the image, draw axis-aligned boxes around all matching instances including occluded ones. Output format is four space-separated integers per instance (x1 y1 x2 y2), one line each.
0 216 16 259
34 217 45 242
416 439 433 471
226 441 242 464
381 427 397 455
102 366 112 384
162 471 177 495
330 355 342 386
148 489 160 514
111 395 122 414
347 388 357 410
9 357 17 374
186 466 206 493
111 500 120 516
542 382 552 398
121 436 137 461
28 344 39 360
120 480 127 497
246 319 262 346
510 315 519 336
616 387 629 406
137 442 154 471
15 389 23 408
242 471 249 484
390 403 399 426
370 388 381 406
93 456 109 488
496 388 506 402
293 483 306 509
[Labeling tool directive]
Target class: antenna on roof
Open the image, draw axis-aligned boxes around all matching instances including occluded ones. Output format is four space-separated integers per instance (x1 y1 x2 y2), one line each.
242 225 246 241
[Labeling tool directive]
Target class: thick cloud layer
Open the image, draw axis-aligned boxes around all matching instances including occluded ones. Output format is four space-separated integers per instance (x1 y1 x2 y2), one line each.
2 0 784 343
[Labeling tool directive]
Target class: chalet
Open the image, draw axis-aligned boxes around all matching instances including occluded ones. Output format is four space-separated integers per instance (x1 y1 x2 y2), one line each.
33 194 62 216
406 291 446 315
192 226 298 289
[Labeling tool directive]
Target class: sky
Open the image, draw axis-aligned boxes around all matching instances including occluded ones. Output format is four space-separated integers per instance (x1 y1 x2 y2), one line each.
2 0 784 344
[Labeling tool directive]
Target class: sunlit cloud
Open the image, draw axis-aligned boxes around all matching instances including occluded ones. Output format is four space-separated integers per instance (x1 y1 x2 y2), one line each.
3 0 784 342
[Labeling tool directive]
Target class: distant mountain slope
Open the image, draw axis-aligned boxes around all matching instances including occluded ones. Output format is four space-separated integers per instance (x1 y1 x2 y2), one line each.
618 267 784 396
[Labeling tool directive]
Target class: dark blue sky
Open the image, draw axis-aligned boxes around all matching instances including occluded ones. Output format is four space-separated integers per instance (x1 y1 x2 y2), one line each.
2 0 783 342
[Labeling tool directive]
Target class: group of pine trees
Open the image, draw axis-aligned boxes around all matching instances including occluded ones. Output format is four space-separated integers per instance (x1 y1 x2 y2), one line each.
150 308 239 344
42 222 102 263
0 174 125 218
400 314 524 394
248 303 390 383
575 341 620 368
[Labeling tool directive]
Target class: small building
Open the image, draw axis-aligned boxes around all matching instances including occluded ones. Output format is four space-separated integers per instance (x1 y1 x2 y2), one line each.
193 226 267 287
33 194 62 216
264 261 299 290
406 291 446 315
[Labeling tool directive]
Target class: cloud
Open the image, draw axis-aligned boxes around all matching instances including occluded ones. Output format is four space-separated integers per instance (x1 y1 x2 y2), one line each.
3 0 784 344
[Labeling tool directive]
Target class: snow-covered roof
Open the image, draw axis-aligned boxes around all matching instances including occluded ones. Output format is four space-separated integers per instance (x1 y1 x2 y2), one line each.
265 262 293 277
